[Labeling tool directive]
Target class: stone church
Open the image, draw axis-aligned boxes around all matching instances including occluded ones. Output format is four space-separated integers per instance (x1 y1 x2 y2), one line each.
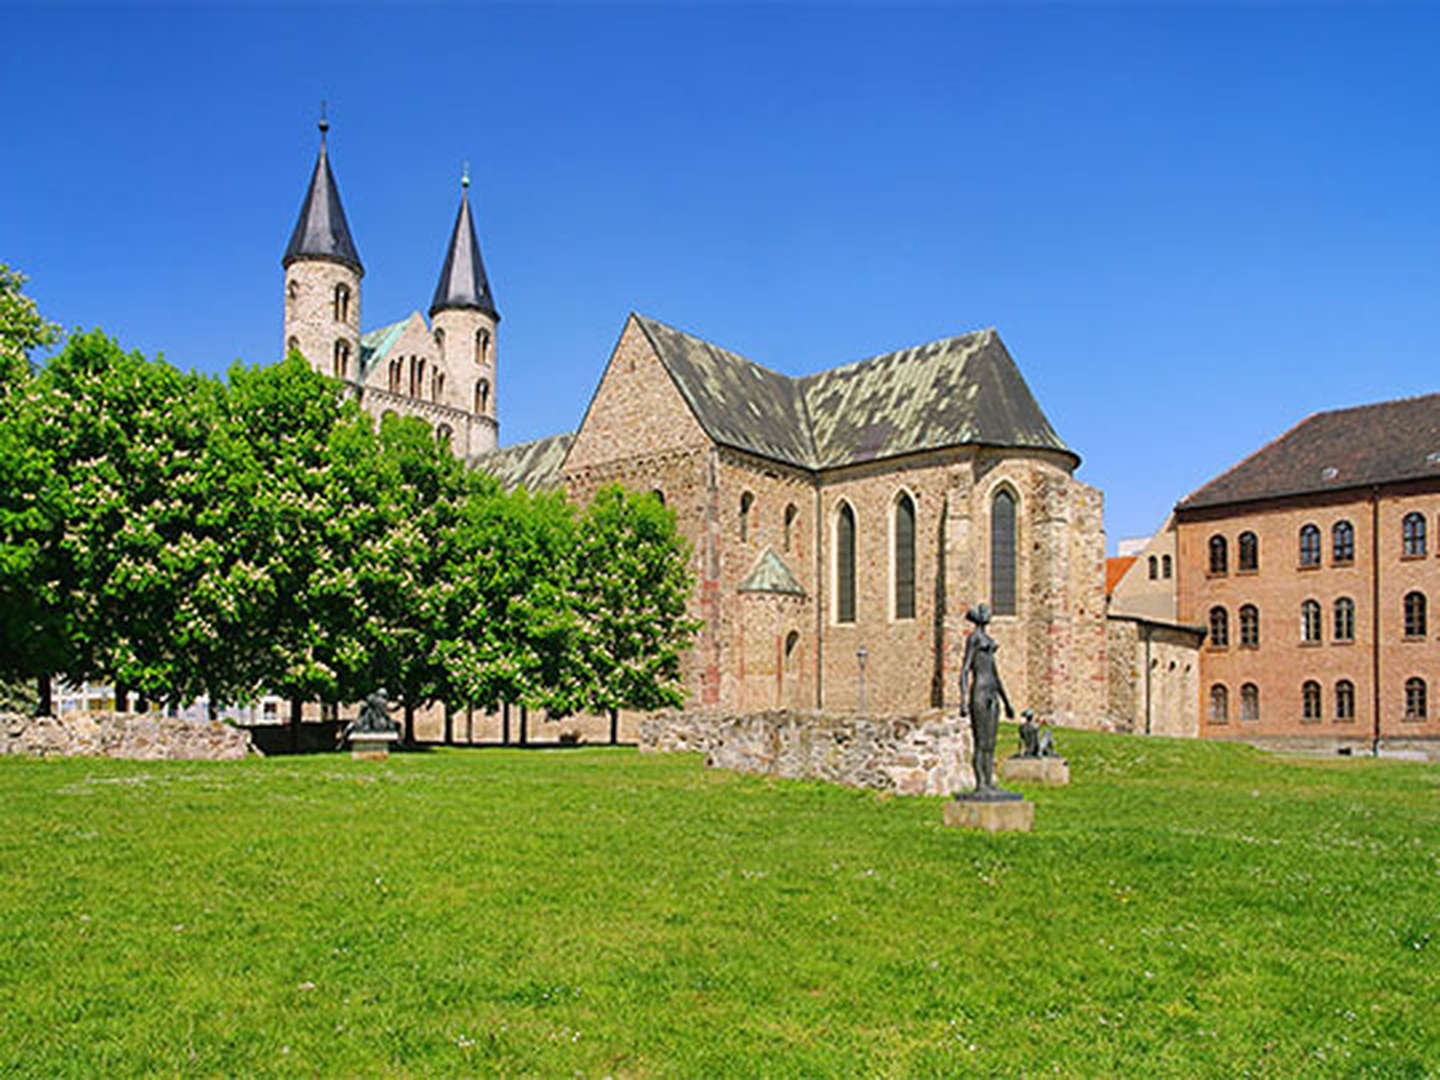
281 123 1110 735
282 118 499 457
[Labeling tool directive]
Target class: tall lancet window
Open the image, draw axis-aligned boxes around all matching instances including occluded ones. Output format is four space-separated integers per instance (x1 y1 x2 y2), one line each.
836 502 856 624
476 328 491 365
334 283 350 323
991 488 1017 616
475 379 490 414
894 492 916 619
333 339 350 379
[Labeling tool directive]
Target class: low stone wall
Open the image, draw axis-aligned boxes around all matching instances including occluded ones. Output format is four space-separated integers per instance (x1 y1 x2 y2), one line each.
2 712 258 761
637 709 972 796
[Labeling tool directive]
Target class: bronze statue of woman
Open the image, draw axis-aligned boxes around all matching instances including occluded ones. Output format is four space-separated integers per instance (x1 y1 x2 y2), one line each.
958 602 1017 798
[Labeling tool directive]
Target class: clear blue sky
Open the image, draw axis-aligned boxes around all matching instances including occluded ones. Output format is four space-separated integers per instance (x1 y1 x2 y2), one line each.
7 3 1440 549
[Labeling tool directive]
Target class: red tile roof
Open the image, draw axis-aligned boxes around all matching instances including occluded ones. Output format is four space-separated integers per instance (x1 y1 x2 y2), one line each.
1106 555 1138 597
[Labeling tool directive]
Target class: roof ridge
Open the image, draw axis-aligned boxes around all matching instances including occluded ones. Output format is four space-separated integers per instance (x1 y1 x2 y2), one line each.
797 326 993 387
1175 409 1320 508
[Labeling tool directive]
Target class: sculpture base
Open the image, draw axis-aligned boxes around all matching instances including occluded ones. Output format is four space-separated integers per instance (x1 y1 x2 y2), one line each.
1000 756 1070 786
350 730 400 761
944 797 1034 833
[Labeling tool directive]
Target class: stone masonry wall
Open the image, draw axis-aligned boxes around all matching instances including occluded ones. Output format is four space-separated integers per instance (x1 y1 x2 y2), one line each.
637 708 973 796
2 713 259 760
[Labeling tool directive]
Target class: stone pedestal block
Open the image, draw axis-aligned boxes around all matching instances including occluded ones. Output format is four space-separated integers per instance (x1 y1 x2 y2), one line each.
944 797 1034 833
1000 756 1070 786
350 731 399 761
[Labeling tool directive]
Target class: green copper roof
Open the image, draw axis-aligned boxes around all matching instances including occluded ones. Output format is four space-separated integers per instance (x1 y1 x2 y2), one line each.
358 319 407 380
737 549 806 596
633 314 1077 472
472 432 575 491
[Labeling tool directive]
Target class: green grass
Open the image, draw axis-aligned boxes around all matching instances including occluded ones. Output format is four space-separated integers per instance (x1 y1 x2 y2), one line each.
1 731 1437 1077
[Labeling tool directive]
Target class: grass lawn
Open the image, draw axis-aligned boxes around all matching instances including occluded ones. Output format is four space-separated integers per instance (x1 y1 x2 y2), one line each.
1 731 1436 1077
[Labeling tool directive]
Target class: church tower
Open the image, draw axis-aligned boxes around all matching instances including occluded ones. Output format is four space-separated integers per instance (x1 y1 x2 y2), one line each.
282 115 363 382
430 169 500 454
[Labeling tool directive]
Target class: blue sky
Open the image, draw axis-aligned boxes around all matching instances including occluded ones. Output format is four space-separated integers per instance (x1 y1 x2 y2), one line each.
6 3 1440 549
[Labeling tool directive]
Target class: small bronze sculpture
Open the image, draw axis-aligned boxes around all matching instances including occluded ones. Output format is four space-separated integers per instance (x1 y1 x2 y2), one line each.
349 689 399 736
958 603 1020 800
1017 708 1058 759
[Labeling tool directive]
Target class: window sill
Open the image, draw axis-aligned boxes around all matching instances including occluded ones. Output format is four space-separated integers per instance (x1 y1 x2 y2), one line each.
1402 634 1427 643
1332 639 1355 646
1236 568 1258 576
1205 571 1228 580
1207 645 1229 654
1331 559 1355 568
1401 553 1427 562
1333 716 1356 724
1297 562 1321 571
1238 643 1259 651
1299 640 1322 649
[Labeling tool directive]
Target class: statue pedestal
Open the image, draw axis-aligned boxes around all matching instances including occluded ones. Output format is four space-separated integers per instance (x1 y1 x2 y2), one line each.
350 730 400 761
1000 756 1070 786
944 796 1034 833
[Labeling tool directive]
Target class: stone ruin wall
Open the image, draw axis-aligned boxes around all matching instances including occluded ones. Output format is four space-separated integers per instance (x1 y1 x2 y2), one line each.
637 708 973 796
2 713 259 761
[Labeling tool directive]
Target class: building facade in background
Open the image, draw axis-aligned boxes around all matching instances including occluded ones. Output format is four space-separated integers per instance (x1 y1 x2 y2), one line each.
1176 394 1440 751
282 120 500 456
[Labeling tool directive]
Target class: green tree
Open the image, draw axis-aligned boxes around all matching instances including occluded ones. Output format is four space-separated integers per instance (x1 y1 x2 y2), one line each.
0 264 60 391
568 485 700 742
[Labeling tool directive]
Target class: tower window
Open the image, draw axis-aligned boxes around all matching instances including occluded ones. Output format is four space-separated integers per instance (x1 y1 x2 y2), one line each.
333 339 350 380
991 488 1016 616
1299 524 1321 566
894 492 916 620
286 336 300 356
475 379 490 414
835 502 856 624
287 280 299 301
334 283 351 323
476 328 491 365
1238 531 1258 571
435 327 446 360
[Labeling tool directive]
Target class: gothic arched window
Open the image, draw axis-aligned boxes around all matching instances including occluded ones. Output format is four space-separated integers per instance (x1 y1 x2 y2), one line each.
740 492 754 543
784 503 798 553
434 327 446 361
894 492 916 620
334 283 350 322
835 502 856 624
476 328 491 365
333 339 350 379
991 489 1016 616
475 379 490 414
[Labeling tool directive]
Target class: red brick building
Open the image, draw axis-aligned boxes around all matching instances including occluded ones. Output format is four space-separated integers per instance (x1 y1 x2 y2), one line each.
1176 394 1440 751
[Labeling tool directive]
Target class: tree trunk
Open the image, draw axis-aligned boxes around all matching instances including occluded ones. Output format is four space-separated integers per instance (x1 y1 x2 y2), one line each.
443 703 453 745
519 705 528 746
466 705 474 744
36 675 52 717
404 703 415 746
114 683 129 715
609 707 619 746
502 703 510 745
290 697 303 753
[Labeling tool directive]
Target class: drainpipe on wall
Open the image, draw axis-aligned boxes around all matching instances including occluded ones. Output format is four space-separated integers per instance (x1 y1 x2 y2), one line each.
1371 485 1382 757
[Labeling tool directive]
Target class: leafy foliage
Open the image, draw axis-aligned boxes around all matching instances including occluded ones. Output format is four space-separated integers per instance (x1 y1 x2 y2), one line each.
0 263 60 390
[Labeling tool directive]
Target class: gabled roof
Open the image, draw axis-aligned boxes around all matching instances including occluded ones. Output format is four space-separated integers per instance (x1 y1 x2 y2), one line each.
1178 393 1440 512
283 131 363 274
472 432 574 491
634 315 815 469
737 549 806 596
632 314 1077 472
358 318 407 380
1106 555 1138 597
430 186 498 320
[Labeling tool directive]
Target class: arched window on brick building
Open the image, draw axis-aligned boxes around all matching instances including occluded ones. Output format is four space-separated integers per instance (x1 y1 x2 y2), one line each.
1334 597 1355 642
1147 555 1157 580
835 502 856 625
1241 682 1259 722
1302 681 1322 723
1209 684 1228 724
784 504 798 554
1238 531 1258 571
1299 524 1321 566
1335 680 1355 722
894 492 916 620
1332 520 1354 563
1406 677 1427 719
1208 606 1228 648
1301 599 1322 643
1239 604 1259 648
740 492 754 543
1404 591 1427 638
1403 512 1427 557
1162 554 1172 578
1209 534 1228 575
991 489 1016 616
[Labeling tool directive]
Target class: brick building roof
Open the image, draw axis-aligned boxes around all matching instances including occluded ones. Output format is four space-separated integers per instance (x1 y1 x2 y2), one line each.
1177 393 1440 512
634 315 1077 471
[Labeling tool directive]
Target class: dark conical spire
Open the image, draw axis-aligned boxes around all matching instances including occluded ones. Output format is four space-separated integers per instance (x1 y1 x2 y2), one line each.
430 172 498 320
283 115 363 274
